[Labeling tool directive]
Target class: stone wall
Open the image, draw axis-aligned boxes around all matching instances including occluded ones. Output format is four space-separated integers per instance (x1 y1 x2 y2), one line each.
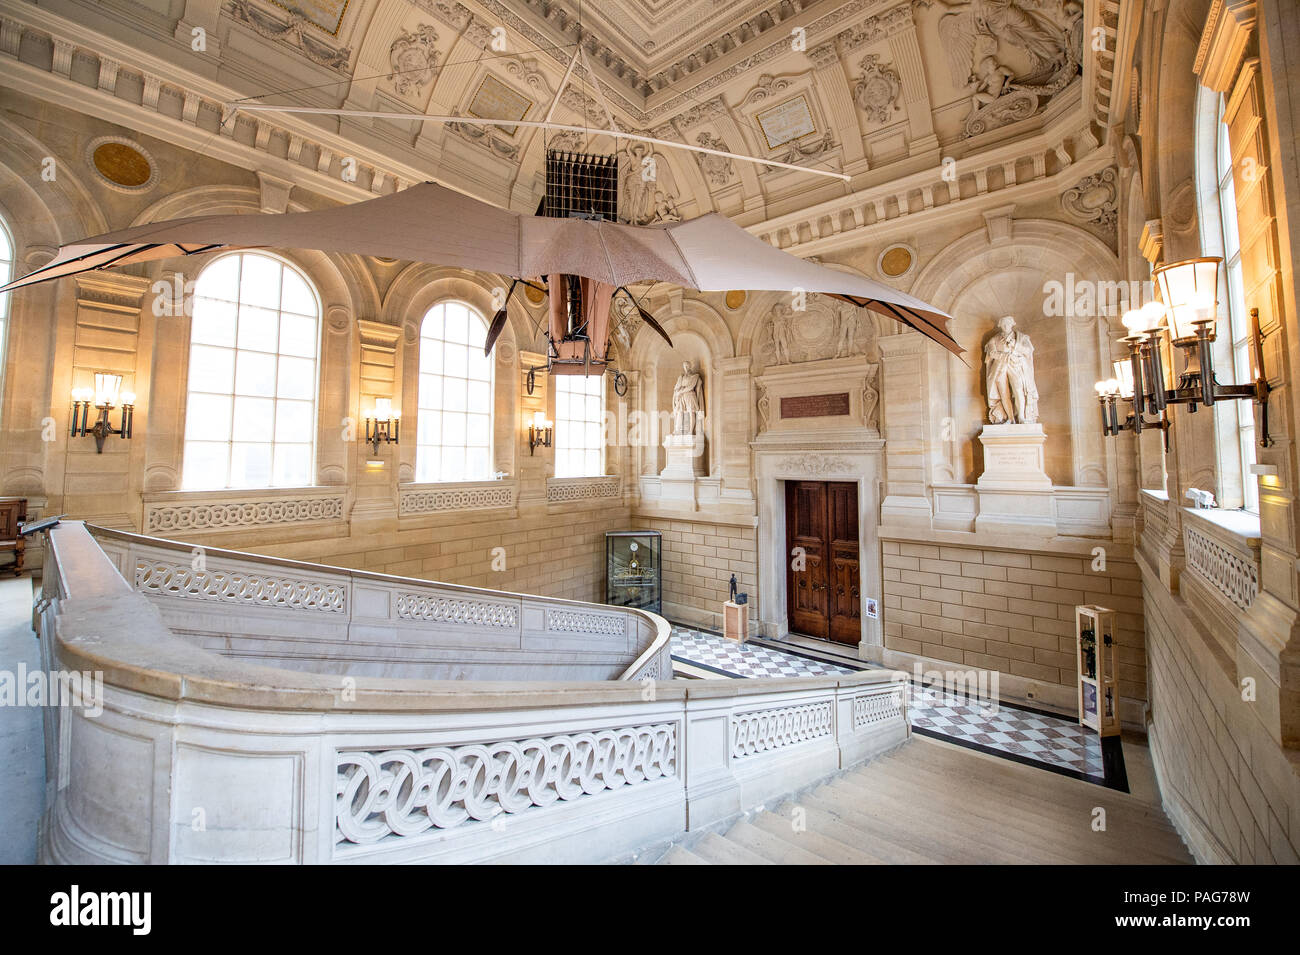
881 537 1146 714
1143 573 1300 863
635 516 758 631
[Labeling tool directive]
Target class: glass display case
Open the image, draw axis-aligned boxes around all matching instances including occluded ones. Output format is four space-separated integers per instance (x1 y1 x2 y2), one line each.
605 530 662 614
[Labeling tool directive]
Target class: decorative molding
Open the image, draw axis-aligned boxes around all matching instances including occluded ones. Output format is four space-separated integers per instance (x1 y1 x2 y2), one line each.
399 481 516 515
144 492 347 534
546 476 621 503
335 724 677 844
395 592 518 628
135 561 348 613
547 608 625 636
731 701 833 758
1193 0 1258 93
387 24 440 96
773 454 855 476
852 53 902 124
853 689 906 728
223 0 351 71
1184 520 1259 612
1061 166 1118 233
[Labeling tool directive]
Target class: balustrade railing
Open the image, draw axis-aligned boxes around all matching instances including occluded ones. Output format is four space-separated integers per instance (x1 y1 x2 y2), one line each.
36 520 907 865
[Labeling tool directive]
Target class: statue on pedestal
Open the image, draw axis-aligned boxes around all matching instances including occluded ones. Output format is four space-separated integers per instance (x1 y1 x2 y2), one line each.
770 304 795 365
671 361 705 436
984 315 1039 424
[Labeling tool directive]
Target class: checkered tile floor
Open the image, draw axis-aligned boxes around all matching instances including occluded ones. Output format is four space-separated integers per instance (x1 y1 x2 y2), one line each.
670 628 857 679
669 627 1105 780
909 684 1104 779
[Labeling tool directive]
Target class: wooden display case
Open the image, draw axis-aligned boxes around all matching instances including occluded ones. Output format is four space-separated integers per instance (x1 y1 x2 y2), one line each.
1075 604 1120 737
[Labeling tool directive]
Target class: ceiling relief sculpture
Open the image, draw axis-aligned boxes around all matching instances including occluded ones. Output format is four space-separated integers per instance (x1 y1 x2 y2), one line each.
387 24 441 96
619 142 683 224
915 0 1084 137
1061 166 1118 236
694 132 737 188
224 0 353 70
852 54 903 124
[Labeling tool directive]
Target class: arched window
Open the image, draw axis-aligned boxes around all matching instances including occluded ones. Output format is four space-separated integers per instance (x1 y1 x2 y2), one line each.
0 219 11 424
1197 87 1257 511
416 301 493 483
554 374 605 478
182 252 320 489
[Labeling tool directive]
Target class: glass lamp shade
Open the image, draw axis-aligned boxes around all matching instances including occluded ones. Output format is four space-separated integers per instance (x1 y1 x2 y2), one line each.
1153 257 1220 341
1112 359 1135 398
1140 299 1167 334
532 411 546 429
373 397 392 420
1120 308 1146 338
93 373 122 407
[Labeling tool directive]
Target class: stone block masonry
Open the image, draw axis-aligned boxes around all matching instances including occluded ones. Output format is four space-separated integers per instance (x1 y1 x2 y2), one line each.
634 516 758 631
881 538 1146 710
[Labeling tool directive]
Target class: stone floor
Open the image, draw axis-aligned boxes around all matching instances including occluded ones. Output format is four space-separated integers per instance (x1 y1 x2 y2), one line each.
669 626 1106 782
0 576 41 864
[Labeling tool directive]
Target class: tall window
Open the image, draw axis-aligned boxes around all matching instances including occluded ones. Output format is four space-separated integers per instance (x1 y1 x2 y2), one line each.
554 374 604 478
182 253 320 490
1214 92 1258 511
0 219 11 424
416 301 493 483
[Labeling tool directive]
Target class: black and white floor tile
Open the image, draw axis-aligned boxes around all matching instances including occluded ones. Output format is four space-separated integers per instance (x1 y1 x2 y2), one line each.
669 626 1108 784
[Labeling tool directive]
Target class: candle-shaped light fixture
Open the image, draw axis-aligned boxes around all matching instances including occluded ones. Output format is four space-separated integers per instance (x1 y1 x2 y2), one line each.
365 397 400 454
528 409 553 454
70 373 135 453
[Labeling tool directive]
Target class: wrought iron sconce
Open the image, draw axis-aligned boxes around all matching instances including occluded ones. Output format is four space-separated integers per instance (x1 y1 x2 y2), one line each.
70 373 135 453
528 411 553 455
1096 256 1271 452
365 398 400 454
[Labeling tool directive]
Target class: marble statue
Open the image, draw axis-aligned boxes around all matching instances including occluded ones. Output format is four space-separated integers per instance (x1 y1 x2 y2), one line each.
984 315 1039 424
771 304 795 365
671 361 704 435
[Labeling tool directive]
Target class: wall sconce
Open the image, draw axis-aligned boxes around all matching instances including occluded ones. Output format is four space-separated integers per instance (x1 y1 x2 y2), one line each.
528 410 553 454
365 398 400 454
1097 256 1271 451
70 373 134 453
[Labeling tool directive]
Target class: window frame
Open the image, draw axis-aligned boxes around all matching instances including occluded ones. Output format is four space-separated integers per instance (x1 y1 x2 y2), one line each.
553 373 606 479
414 299 496 484
180 251 323 491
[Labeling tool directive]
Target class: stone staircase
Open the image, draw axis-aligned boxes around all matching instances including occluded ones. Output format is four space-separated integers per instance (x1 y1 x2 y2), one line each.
646 736 1193 864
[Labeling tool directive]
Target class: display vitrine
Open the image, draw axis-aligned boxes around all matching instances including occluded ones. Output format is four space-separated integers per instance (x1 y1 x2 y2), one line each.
605 530 662 614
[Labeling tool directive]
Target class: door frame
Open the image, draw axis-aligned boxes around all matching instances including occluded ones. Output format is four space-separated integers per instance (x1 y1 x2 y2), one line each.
754 442 885 661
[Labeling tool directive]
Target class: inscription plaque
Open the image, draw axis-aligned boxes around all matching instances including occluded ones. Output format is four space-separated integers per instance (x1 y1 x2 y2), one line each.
781 392 851 419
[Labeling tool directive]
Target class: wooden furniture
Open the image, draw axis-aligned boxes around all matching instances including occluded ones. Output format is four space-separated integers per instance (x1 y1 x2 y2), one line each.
723 600 749 643
0 497 27 577
1075 604 1120 737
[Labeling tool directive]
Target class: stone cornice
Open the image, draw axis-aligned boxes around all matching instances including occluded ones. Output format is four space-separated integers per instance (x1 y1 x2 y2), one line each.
1193 0 1258 93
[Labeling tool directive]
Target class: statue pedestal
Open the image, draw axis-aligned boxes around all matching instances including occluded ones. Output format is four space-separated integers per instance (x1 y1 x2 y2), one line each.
974 423 1056 537
659 432 705 501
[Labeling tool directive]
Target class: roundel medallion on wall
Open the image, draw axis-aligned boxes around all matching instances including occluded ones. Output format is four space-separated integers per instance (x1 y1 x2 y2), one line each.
724 290 747 310
877 243 916 281
85 137 158 194
525 283 546 306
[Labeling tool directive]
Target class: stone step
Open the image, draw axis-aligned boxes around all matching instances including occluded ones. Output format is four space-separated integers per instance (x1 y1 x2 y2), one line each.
819 775 1058 864
687 831 774 865
770 800 939 865
860 748 1188 861
749 809 888 864
722 818 832 865
655 845 711 865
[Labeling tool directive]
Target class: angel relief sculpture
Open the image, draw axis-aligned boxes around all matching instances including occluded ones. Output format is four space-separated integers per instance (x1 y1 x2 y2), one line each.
916 0 1082 136
619 142 681 226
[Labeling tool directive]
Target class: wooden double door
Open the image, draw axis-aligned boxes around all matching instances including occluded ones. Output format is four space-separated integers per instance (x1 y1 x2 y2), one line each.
785 480 861 645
